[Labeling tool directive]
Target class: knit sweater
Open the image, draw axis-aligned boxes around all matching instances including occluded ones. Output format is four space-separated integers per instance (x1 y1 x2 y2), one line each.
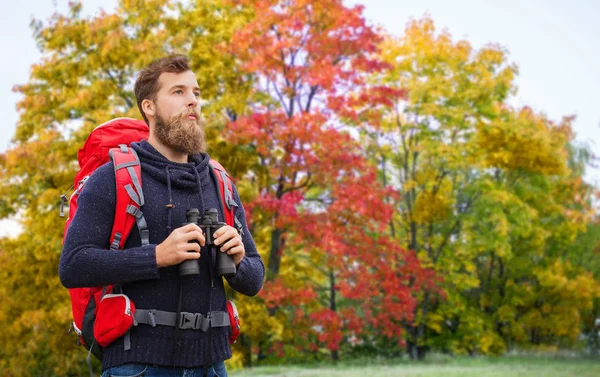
60 140 265 370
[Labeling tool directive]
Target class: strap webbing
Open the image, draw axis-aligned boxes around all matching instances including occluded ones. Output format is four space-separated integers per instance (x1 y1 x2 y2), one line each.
208 163 236 229
126 205 150 245
86 342 94 377
114 161 139 170
124 184 141 207
218 170 235 210
134 309 230 330
110 233 122 250
109 144 145 250
234 216 244 237
204 246 216 377
124 332 131 351
126 166 144 206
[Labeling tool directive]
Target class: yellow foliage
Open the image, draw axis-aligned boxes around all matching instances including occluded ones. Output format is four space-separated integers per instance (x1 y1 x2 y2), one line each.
502 260 600 345
371 14 597 357
475 107 571 175
413 179 454 224
426 312 445 334
0 1 259 374
447 309 506 355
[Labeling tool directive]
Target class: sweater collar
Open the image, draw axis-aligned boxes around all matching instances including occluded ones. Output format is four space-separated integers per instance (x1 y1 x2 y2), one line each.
131 139 211 190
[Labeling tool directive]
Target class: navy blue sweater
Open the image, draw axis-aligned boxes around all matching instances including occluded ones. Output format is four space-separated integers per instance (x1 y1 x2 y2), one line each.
60 140 265 370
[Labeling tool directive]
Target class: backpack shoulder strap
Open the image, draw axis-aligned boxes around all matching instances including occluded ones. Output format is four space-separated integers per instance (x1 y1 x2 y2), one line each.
108 145 149 249
208 160 243 235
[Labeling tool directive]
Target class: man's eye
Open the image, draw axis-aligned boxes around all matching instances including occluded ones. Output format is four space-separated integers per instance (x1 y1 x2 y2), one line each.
194 92 201 98
174 90 183 94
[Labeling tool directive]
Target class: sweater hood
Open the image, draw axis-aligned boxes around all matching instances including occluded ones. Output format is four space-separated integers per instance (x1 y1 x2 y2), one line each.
131 140 212 190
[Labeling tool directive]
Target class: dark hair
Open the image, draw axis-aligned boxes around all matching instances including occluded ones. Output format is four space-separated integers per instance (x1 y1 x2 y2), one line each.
134 55 191 125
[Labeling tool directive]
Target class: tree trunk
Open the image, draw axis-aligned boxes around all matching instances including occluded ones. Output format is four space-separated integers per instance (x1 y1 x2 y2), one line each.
267 228 284 281
257 338 267 362
329 269 340 361
406 327 427 360
406 290 430 360
240 334 253 367
410 222 417 251
329 269 337 312
380 154 396 237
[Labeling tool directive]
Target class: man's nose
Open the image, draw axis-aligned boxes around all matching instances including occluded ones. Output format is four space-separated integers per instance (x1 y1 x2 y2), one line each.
187 93 199 108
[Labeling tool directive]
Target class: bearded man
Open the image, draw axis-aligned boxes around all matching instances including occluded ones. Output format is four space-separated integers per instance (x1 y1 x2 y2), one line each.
60 55 264 377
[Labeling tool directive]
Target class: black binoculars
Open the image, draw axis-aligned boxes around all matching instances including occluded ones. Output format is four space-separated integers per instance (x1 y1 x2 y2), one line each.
179 208 237 278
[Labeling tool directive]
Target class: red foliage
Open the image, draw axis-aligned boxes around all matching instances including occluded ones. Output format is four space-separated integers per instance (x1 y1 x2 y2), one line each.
260 277 317 309
229 0 384 92
225 0 444 354
309 309 344 351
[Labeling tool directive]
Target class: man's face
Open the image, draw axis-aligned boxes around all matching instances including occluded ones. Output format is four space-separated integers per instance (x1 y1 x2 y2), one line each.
150 70 206 155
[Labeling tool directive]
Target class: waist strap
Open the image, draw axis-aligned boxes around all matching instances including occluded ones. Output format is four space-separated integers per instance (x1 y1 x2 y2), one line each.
134 309 230 331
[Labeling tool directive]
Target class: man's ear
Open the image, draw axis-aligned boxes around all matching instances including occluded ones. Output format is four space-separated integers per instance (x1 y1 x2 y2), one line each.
142 99 156 118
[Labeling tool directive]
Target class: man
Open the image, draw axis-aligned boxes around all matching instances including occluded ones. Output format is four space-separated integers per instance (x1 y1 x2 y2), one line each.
60 55 265 377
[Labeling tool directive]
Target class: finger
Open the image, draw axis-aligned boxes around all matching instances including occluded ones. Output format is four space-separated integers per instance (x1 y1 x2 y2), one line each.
220 238 241 252
214 229 239 246
213 226 235 239
182 230 206 245
226 245 244 256
179 250 200 260
180 223 202 233
181 242 201 253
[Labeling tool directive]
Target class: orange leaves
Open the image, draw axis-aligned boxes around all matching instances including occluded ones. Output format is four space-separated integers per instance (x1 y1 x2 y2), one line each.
309 309 344 351
252 192 304 229
261 278 317 309
327 173 395 228
229 0 382 92
330 85 408 126
224 3 442 355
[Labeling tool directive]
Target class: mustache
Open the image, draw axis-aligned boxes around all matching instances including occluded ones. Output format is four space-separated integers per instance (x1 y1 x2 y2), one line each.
164 108 203 125
180 108 201 120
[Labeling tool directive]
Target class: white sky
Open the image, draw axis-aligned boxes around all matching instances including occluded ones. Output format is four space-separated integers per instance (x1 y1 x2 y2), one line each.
0 0 599 236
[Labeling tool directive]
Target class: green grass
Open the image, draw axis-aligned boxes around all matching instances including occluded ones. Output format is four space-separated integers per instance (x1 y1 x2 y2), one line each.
229 355 600 377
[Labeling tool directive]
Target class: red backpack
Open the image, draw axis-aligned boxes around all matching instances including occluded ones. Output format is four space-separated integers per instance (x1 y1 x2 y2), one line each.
61 118 242 361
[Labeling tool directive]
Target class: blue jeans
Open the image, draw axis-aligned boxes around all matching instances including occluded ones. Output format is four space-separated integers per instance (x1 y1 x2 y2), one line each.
101 361 228 377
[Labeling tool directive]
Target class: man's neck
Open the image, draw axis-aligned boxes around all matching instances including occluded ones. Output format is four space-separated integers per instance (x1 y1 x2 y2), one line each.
148 134 188 164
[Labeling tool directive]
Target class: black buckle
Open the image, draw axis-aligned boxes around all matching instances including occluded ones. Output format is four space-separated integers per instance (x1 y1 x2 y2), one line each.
179 312 210 331
179 312 197 330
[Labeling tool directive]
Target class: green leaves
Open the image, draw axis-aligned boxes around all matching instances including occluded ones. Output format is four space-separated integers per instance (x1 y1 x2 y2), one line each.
365 15 599 357
1 2 598 373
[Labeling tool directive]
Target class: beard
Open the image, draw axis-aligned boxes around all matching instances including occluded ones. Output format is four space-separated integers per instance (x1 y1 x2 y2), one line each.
153 106 207 156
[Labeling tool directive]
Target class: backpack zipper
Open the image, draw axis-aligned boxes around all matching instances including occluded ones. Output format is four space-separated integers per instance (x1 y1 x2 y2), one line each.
101 293 132 316
71 321 83 336
92 117 137 132
60 176 90 218
73 176 89 197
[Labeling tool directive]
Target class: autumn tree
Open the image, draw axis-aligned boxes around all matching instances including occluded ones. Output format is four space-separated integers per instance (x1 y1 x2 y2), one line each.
0 1 253 374
1 0 431 371
359 17 599 358
3 0 596 372
225 0 435 360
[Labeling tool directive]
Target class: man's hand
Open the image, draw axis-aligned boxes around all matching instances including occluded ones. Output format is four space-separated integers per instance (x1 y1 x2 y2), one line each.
156 223 205 268
213 226 245 267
